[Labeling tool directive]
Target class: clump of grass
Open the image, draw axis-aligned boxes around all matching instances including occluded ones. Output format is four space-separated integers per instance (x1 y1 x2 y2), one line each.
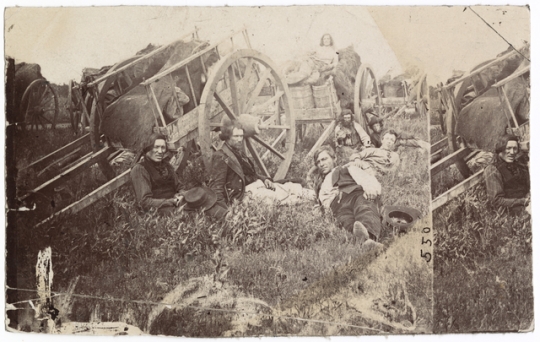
433 184 533 333
9 107 431 335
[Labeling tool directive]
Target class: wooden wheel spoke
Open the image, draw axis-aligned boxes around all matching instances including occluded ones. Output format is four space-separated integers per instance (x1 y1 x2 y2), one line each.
41 96 54 108
245 68 272 113
245 138 271 178
250 90 284 117
238 57 254 112
40 114 54 125
228 65 240 115
34 112 45 128
213 92 237 121
261 130 287 160
251 135 285 160
37 85 50 104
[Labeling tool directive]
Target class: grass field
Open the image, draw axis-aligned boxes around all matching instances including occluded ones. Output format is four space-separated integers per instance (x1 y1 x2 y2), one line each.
8 110 432 336
429 116 533 333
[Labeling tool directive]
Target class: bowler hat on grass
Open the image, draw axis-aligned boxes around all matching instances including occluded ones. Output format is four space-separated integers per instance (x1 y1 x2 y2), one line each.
184 186 218 212
381 205 422 234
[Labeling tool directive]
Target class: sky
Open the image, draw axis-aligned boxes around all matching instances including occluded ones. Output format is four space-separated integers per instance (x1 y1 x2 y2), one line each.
5 6 402 85
4 5 530 86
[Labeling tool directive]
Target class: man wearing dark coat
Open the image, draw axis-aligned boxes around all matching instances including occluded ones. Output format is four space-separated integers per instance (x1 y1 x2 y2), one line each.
484 134 530 209
208 119 275 208
130 133 185 214
311 145 382 247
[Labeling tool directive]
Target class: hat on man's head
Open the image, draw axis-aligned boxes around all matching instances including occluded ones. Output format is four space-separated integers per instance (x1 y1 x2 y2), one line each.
368 116 384 127
184 186 218 212
341 109 353 116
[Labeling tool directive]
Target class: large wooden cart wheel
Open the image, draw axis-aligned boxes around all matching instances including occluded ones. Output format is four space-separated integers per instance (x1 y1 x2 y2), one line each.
416 73 430 117
354 64 382 131
20 78 59 131
199 49 295 180
67 80 85 135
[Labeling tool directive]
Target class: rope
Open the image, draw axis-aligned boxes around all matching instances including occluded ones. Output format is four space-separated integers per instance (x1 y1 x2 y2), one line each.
467 7 530 62
6 286 386 333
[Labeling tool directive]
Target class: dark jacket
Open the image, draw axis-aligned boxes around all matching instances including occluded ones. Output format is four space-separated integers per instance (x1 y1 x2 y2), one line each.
314 165 364 202
208 143 268 205
130 157 182 211
484 154 529 208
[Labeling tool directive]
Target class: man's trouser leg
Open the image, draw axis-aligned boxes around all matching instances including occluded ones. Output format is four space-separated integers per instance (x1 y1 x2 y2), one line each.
206 201 228 220
332 190 382 240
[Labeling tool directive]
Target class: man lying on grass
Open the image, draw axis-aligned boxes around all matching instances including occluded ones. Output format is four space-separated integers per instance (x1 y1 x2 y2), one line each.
348 129 401 178
367 115 429 151
311 145 383 248
484 134 530 210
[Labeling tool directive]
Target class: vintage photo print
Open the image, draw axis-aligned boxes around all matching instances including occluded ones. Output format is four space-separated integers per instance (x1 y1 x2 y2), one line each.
427 5 533 334
1 2 533 339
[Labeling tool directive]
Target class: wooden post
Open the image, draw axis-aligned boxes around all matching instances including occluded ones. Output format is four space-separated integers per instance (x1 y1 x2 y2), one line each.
432 171 484 210
306 120 337 160
146 84 168 127
185 65 198 106
499 86 520 128
442 87 472 179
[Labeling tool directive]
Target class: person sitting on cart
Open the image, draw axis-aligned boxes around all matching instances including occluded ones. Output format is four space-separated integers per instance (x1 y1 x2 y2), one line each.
130 133 186 215
311 145 383 248
484 134 530 210
315 33 338 72
367 115 429 151
334 109 371 150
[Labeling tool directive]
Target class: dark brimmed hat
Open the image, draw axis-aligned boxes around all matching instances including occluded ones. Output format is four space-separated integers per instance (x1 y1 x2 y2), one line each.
382 205 422 234
184 186 218 212
368 116 384 127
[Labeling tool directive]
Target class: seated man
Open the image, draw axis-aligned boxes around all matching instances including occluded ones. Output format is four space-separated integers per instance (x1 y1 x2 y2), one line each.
368 116 429 151
130 133 185 214
349 129 401 178
334 109 371 150
208 118 275 208
484 134 530 209
312 145 383 246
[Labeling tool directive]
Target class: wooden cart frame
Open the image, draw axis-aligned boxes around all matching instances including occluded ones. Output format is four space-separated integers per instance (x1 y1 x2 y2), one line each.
21 26 298 225
430 49 529 210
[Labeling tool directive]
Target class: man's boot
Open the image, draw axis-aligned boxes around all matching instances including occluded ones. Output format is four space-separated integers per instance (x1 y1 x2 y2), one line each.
353 221 369 245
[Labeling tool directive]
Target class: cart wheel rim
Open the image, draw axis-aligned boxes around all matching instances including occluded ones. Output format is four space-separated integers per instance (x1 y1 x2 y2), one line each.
198 49 296 181
20 78 59 131
354 64 381 131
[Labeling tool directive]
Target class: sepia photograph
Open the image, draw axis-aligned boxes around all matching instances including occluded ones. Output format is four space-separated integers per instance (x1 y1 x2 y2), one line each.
426 5 533 334
1 1 535 340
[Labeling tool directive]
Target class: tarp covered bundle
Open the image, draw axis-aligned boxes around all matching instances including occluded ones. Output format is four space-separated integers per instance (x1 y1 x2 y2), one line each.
100 40 218 151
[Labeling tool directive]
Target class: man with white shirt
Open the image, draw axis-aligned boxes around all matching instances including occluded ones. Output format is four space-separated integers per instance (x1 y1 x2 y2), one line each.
312 145 382 246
